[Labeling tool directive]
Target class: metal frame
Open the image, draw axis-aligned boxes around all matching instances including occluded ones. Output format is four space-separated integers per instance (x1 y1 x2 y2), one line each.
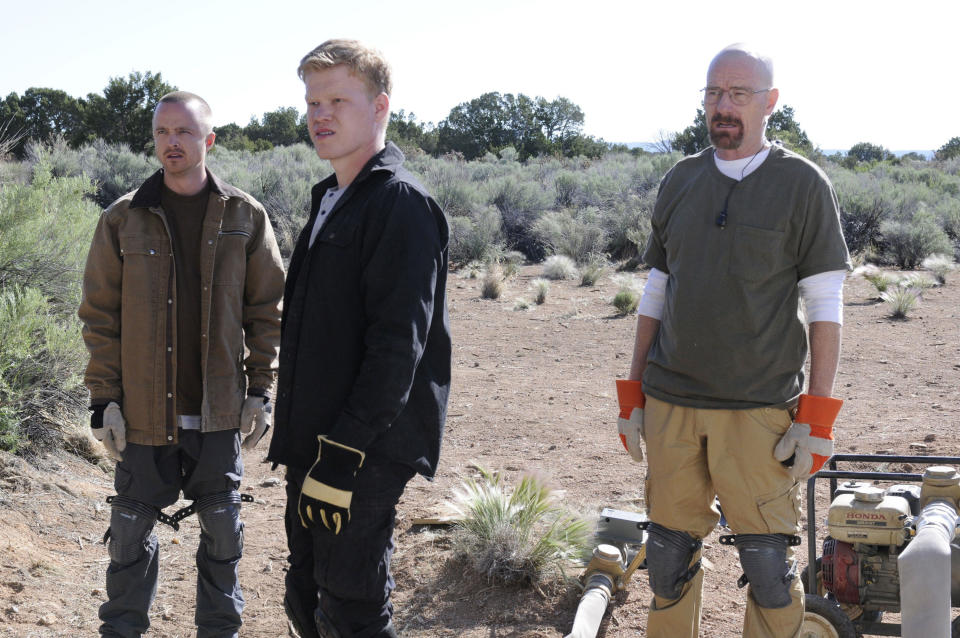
804 454 960 637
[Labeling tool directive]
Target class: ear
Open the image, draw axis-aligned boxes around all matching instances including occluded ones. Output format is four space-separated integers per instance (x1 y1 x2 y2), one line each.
205 131 216 150
765 88 779 116
373 92 390 124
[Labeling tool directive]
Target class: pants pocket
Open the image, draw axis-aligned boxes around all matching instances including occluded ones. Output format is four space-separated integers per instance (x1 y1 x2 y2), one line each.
756 483 801 535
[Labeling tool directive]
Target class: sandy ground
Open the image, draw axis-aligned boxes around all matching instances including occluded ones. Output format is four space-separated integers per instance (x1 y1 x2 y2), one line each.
1 265 958 637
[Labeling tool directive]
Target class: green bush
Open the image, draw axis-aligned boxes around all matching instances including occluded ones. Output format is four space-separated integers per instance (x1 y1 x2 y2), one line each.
612 289 639 315
0 162 98 452
533 207 607 265
448 206 503 265
880 207 953 268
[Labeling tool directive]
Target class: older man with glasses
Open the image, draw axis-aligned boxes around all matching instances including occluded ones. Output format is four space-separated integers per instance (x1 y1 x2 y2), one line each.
615 44 851 638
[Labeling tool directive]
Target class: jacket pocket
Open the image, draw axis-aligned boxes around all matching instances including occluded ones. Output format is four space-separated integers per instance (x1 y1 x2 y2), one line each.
118 235 168 301
728 225 786 282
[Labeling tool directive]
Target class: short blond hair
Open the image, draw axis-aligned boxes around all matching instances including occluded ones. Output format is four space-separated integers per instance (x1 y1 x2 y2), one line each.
298 39 392 97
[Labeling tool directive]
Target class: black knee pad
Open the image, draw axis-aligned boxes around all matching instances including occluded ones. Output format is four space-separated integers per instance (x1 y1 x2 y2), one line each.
196 491 243 561
733 534 796 609
107 496 158 566
645 522 702 600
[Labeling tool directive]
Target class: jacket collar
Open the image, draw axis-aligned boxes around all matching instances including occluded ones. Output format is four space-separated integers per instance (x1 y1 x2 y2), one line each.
130 168 244 209
312 141 405 195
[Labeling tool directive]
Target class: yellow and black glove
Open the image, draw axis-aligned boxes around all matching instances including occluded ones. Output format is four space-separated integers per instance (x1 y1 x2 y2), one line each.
298 435 365 534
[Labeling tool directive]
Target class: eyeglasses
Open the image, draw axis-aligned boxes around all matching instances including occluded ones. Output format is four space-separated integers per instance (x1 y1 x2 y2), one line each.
701 87 770 106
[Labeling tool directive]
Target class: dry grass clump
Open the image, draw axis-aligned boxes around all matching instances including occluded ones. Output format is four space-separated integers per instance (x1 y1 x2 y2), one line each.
579 262 606 287
855 264 900 295
531 279 550 305
542 255 578 280
448 466 590 587
481 266 505 300
881 286 920 319
921 253 956 284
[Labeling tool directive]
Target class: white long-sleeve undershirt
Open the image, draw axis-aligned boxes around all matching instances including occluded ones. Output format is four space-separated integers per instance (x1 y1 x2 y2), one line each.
637 267 847 324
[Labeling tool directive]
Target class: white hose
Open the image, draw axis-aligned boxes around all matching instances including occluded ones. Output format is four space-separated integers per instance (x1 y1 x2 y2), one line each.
899 500 958 638
564 577 612 638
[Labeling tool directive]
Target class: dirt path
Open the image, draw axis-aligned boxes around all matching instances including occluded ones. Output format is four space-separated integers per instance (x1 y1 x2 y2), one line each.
1 266 958 637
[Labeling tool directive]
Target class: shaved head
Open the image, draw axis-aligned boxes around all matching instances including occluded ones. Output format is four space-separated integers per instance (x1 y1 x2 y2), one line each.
155 91 213 135
708 44 774 89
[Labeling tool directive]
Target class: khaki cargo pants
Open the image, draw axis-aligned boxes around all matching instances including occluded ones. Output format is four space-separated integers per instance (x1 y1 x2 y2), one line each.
643 396 804 638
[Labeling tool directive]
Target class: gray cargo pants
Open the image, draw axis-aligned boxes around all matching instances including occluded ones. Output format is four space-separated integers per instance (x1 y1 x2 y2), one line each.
98 428 245 638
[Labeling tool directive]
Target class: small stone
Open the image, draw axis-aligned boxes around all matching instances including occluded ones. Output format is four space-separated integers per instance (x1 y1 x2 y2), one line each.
909 442 928 451
924 434 937 443
260 477 282 487
37 613 57 626
7 605 19 615
91 588 104 598
171 537 181 545
161 606 174 621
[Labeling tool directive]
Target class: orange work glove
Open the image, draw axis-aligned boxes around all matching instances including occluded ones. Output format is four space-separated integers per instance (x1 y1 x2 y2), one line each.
616 379 646 462
773 394 843 480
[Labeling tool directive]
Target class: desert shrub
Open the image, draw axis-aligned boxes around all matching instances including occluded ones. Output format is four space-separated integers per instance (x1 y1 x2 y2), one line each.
481 265 504 299
542 255 578 280
601 191 655 260
580 261 606 286
0 163 100 453
487 176 551 260
532 278 550 305
448 205 503 265
856 264 899 295
611 274 641 315
449 466 590 586
898 272 937 291
502 250 526 266
612 289 639 315
553 170 581 207
922 253 957 284
513 298 531 311
533 208 607 265
881 286 919 319
879 207 953 268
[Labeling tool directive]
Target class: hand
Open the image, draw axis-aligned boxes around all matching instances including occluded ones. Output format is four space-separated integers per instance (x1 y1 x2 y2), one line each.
773 394 843 480
240 396 271 451
616 379 646 462
298 435 365 534
90 402 126 461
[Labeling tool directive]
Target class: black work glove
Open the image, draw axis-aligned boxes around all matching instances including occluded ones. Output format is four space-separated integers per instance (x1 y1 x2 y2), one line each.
298 435 365 534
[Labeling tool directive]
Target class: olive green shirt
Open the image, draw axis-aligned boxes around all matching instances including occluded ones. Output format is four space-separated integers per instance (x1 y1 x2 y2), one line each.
642 145 851 409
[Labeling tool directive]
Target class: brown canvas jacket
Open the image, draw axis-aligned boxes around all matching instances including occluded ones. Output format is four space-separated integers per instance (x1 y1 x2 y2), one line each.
78 169 285 446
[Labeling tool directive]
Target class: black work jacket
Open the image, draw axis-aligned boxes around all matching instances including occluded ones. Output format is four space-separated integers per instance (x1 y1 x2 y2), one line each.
267 143 450 477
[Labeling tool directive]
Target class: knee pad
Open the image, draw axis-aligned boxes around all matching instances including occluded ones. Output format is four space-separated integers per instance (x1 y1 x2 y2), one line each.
645 522 702 600
107 496 158 566
733 534 797 609
196 491 244 561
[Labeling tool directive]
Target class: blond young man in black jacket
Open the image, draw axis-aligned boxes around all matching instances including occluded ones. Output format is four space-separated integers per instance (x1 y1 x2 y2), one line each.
267 40 450 638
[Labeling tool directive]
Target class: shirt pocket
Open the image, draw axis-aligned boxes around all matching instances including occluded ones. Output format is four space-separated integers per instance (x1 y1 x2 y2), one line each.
728 224 787 282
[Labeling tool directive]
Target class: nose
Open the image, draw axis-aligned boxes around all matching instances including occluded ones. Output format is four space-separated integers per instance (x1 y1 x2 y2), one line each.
310 103 333 122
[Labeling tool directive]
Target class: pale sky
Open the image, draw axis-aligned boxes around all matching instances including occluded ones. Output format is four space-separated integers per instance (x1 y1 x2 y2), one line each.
2 0 957 152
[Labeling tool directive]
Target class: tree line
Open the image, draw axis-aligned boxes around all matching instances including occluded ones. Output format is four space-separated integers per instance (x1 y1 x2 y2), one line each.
1 71 617 160
3 70 960 164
